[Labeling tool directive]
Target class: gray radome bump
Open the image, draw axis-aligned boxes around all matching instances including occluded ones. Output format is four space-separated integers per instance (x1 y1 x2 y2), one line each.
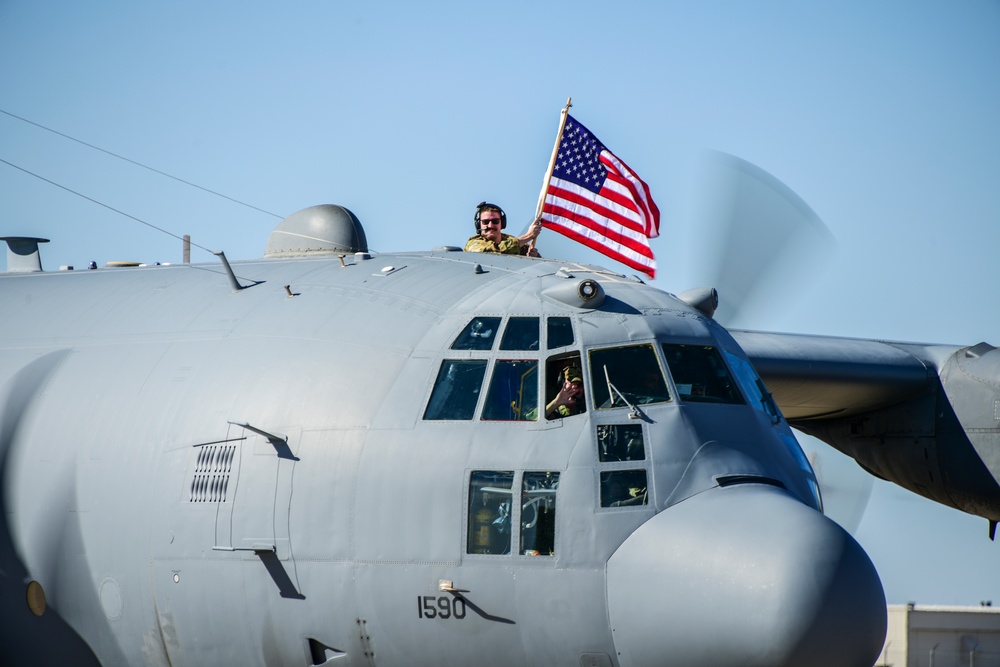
265 205 368 257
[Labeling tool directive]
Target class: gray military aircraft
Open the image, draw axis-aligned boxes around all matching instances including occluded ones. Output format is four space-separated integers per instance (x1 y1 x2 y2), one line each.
0 199 993 667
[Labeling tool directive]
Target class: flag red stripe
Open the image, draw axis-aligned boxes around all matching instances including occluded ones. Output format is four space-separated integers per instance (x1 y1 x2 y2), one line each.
542 215 656 277
594 177 642 218
542 194 653 257
546 182 644 234
601 153 660 237
542 201 655 261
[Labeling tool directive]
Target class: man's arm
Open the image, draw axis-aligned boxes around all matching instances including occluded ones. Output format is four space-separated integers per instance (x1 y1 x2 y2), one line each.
517 217 543 256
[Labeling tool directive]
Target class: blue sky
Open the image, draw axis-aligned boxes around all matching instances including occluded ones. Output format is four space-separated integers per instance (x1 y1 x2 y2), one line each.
2 1 998 605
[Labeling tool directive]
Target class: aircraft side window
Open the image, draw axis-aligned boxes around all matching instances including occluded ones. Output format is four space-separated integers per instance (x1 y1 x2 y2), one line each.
482 360 539 421
589 344 671 410
780 432 823 512
452 316 502 350
520 472 559 556
499 317 540 351
600 470 648 507
468 471 514 555
547 317 574 349
596 424 645 462
661 344 744 404
424 360 488 420
724 351 781 422
544 352 585 420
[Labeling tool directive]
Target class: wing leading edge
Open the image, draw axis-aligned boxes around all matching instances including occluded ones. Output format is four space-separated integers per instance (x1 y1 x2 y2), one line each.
731 330 940 421
734 330 1000 524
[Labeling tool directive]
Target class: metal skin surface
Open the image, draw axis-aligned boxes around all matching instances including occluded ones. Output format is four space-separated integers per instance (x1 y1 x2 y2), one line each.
0 242 888 666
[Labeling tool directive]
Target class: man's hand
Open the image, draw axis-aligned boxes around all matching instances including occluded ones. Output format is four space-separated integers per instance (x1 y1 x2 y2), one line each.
528 216 542 239
518 216 544 256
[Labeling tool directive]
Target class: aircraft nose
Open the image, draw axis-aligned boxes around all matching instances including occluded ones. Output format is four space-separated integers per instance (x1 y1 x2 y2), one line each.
607 484 886 667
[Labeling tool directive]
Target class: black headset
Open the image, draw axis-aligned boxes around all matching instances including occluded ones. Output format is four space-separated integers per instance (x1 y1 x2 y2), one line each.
474 201 506 232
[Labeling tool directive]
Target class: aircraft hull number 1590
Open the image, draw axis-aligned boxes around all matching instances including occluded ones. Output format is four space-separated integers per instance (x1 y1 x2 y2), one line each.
417 595 467 620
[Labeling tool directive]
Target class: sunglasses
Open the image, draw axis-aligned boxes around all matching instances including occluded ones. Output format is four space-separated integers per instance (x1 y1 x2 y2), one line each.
480 219 502 226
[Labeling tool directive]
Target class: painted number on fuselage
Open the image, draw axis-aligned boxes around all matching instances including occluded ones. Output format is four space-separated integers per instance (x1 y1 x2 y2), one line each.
417 595 467 620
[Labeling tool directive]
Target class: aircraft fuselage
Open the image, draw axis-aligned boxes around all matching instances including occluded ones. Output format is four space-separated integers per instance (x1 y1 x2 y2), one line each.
0 247 886 666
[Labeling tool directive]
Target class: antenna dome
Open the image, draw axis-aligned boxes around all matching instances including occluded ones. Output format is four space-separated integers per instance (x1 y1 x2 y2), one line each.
265 205 368 257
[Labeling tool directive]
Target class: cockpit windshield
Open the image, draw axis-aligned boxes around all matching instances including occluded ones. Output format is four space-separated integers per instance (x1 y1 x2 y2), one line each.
724 351 781 422
451 316 502 350
427 317 581 422
482 360 539 421
424 360 488 420
661 344 743 404
588 344 671 409
499 317 540 351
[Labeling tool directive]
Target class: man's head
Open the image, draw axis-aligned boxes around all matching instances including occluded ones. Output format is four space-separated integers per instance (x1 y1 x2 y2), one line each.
562 365 584 397
475 202 506 243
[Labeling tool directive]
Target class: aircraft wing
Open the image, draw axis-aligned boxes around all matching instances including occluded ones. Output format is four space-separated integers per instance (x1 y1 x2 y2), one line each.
729 330 941 421
732 330 1000 524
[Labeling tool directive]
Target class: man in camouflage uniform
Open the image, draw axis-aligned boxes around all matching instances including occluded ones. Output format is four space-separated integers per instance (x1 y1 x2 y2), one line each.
545 365 585 418
464 202 541 255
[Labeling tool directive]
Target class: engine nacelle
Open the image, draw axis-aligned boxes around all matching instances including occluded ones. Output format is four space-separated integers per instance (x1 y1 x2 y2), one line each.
796 343 1000 523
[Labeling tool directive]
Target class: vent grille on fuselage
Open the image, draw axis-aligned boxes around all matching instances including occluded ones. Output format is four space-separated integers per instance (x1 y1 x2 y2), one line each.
189 444 236 502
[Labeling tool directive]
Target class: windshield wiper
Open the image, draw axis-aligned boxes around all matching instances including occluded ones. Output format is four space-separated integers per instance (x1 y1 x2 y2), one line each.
603 365 642 420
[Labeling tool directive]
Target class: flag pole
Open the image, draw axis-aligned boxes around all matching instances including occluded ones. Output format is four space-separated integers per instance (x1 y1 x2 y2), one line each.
529 97 572 253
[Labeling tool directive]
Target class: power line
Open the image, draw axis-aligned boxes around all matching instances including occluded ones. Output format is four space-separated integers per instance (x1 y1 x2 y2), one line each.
0 157 217 256
0 108 281 219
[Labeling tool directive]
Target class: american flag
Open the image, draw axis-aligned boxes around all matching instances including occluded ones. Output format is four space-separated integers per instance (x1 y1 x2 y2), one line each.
541 114 660 278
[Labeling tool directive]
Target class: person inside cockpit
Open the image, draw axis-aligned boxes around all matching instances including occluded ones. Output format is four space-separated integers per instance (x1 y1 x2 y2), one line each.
545 365 585 418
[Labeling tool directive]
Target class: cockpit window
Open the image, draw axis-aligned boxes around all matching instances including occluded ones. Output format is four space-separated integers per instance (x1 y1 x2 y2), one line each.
500 317 540 351
544 353 585 420
600 470 648 507
661 344 744 404
521 472 559 556
589 344 670 409
468 470 561 557
482 360 539 421
468 471 514 555
597 424 645 462
547 317 574 349
424 360 488 420
724 351 781 422
452 317 502 350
